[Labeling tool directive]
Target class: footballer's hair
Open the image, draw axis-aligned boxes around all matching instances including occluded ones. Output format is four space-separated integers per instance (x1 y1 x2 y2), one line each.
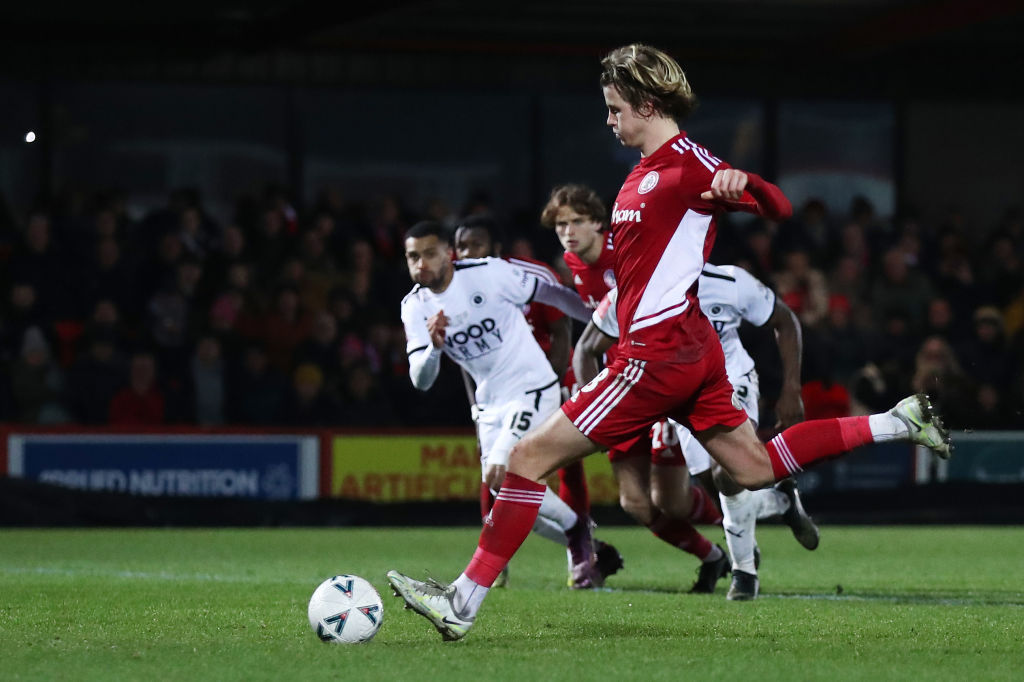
455 213 506 250
404 220 451 244
539 184 608 230
600 44 698 121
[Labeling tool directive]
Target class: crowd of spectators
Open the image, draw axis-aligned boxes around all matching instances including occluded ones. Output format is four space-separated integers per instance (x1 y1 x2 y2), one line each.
1 183 1023 432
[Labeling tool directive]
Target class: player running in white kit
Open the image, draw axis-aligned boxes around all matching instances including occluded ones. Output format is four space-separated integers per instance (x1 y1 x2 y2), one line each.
401 220 600 579
584 263 820 599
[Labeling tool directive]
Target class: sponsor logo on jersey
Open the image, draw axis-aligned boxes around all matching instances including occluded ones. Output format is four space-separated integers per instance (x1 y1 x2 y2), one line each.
471 292 487 307
444 317 505 359
638 170 660 194
611 202 642 224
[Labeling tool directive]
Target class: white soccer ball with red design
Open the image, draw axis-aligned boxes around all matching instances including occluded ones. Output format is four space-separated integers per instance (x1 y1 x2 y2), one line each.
308 574 384 643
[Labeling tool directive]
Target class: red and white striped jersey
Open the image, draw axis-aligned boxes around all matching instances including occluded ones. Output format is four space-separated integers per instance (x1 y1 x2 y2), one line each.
609 132 789 363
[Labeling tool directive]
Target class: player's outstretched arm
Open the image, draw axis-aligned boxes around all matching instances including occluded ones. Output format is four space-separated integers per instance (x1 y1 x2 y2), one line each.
572 321 616 386
701 169 793 222
532 280 593 323
768 298 804 429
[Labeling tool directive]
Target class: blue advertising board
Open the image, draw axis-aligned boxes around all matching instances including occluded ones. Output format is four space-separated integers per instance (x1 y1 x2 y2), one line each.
7 434 319 500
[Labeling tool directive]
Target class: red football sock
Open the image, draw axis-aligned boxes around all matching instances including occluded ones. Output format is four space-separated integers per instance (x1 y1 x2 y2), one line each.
479 482 494 521
557 461 590 515
465 473 545 586
766 416 873 480
647 511 713 560
688 484 723 525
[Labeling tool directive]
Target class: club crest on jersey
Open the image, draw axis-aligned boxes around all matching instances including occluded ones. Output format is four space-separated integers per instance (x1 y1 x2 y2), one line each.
638 170 660 194
603 269 616 289
611 202 642 224
470 292 487 307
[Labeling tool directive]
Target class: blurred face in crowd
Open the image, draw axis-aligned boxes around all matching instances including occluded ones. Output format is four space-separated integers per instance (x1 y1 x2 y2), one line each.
97 237 120 269
883 250 907 283
222 225 245 257
26 214 50 252
553 205 604 264
928 299 952 329
130 354 157 393
10 283 36 311
312 312 337 345
404 234 453 292
95 209 117 238
227 263 250 291
350 240 374 272
454 226 496 260
93 300 120 325
196 336 221 365
180 207 201 235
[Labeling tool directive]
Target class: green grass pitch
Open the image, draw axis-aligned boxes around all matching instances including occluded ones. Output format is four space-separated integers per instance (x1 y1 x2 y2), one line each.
2 525 1022 681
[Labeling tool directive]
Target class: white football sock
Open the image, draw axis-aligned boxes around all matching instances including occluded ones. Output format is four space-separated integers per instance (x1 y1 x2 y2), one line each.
452 573 488 618
752 487 790 519
869 412 909 441
531 512 570 547
720 489 758 574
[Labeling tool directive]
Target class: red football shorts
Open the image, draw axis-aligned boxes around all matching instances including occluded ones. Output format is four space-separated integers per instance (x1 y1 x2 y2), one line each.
562 342 746 449
607 420 687 466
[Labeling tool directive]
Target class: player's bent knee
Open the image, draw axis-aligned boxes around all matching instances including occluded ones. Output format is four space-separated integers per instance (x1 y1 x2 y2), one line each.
652 489 691 519
619 494 654 526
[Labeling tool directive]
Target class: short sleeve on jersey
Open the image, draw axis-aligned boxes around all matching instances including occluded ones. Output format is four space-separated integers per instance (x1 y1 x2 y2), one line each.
400 290 433 355
488 257 540 307
733 267 776 327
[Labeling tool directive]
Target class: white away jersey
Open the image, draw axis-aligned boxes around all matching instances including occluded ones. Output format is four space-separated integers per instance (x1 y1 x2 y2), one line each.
401 257 558 409
592 263 775 380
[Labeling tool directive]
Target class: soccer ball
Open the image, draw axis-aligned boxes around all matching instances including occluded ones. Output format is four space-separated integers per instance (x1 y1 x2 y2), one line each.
307 574 384 644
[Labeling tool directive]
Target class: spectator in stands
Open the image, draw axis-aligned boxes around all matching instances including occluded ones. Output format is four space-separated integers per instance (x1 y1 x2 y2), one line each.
962 383 1016 430
811 294 870 386
773 247 829 329
870 247 933 335
8 212 66 321
66 328 128 424
83 236 136 319
1 283 44 363
910 335 972 428
146 256 206 379
9 325 69 424
256 283 312 374
981 233 1023 308
922 297 968 349
827 255 872 329
957 306 1015 391
293 310 343 390
337 361 396 427
190 332 225 425
931 225 979 322
296 229 342 312
282 363 339 426
227 343 287 425
109 349 165 425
